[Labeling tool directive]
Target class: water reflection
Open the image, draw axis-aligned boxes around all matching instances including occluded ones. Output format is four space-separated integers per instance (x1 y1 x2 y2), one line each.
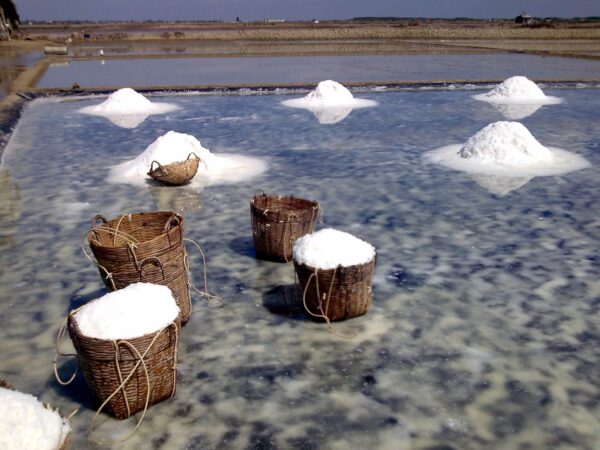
148 184 202 212
309 105 353 124
491 102 543 120
103 112 151 129
0 168 21 248
470 174 532 196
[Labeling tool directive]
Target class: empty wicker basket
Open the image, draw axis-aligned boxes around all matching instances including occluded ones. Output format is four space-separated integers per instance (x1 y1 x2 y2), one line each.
250 193 320 262
86 212 192 325
148 152 200 186
294 257 376 322
68 315 180 420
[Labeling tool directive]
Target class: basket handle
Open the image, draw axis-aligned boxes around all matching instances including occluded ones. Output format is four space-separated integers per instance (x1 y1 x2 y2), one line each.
91 215 107 235
149 160 166 175
138 257 165 281
53 313 80 386
163 213 181 232
186 152 200 161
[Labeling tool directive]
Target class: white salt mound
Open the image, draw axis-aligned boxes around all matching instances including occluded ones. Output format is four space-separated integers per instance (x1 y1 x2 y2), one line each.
0 387 71 450
78 88 179 124
459 121 552 165
423 120 591 180
473 76 561 105
73 283 179 340
107 130 267 187
293 228 376 270
281 80 378 110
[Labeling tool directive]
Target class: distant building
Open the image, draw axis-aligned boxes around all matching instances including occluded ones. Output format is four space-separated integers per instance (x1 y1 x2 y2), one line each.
515 13 533 25
264 18 285 23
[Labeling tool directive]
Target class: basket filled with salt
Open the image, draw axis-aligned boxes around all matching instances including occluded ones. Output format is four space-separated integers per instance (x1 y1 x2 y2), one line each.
86 211 192 325
250 192 320 262
0 379 72 449
293 228 376 322
62 283 180 421
147 152 200 186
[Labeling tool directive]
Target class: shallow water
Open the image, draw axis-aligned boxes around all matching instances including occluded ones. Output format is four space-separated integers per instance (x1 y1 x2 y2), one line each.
37 53 600 88
0 88 600 449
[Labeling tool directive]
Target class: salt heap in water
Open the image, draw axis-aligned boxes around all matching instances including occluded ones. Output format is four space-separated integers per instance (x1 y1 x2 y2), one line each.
423 121 591 190
0 387 71 450
73 283 179 340
107 130 267 187
281 80 377 123
459 121 552 165
293 228 376 270
79 88 179 128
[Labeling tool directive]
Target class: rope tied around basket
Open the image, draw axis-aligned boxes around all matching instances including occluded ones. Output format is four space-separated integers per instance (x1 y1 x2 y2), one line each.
301 267 357 340
183 238 225 308
88 322 179 446
282 212 299 263
54 311 179 446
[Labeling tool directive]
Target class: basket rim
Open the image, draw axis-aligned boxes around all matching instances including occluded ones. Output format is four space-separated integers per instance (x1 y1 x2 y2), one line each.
87 211 184 249
250 194 320 211
293 254 376 273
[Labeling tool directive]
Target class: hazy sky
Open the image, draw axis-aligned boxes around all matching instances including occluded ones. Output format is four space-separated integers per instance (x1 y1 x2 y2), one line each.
18 0 600 22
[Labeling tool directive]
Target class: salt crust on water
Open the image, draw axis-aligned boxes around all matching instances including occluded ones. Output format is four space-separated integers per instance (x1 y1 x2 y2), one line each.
73 283 179 340
473 76 561 105
423 121 591 178
0 387 71 450
281 80 378 111
107 130 267 187
293 228 376 270
78 88 179 128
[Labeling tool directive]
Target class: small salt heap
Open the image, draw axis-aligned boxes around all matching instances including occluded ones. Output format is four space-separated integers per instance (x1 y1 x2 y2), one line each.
0 387 71 450
293 228 376 270
108 130 267 187
423 121 591 193
73 283 179 340
79 88 179 128
459 121 553 165
473 76 561 119
281 80 377 124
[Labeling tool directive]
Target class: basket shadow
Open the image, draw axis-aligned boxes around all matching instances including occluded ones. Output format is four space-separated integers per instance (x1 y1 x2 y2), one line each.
262 284 306 321
229 236 256 258
49 360 98 412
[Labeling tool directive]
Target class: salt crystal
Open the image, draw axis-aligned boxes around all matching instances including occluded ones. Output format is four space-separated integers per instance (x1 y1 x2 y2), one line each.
73 283 179 340
293 228 375 270
0 387 71 450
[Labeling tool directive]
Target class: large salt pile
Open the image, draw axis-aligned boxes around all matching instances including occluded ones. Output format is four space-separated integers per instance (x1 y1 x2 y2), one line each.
423 121 591 193
79 88 180 128
473 76 561 119
0 386 71 450
73 283 179 340
107 130 267 187
293 228 376 270
281 80 377 124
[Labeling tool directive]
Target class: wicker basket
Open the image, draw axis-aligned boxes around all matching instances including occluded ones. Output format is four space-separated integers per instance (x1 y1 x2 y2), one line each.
0 379 72 449
250 193 320 262
68 316 180 420
86 212 191 325
147 153 200 186
294 257 376 322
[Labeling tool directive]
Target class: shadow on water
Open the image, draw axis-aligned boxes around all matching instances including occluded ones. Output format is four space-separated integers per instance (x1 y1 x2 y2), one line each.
68 288 108 311
262 284 305 321
48 361 98 412
228 236 255 258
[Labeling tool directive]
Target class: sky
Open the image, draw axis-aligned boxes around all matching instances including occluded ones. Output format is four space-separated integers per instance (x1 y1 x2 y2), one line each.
17 0 600 22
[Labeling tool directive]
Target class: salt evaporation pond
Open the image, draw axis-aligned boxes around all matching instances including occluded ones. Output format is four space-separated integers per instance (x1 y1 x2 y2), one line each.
0 87 599 449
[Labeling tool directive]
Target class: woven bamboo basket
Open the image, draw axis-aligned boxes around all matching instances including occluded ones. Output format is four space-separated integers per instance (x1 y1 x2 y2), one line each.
147 152 200 186
250 193 320 262
0 379 72 450
86 212 191 325
67 316 180 420
294 257 376 322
